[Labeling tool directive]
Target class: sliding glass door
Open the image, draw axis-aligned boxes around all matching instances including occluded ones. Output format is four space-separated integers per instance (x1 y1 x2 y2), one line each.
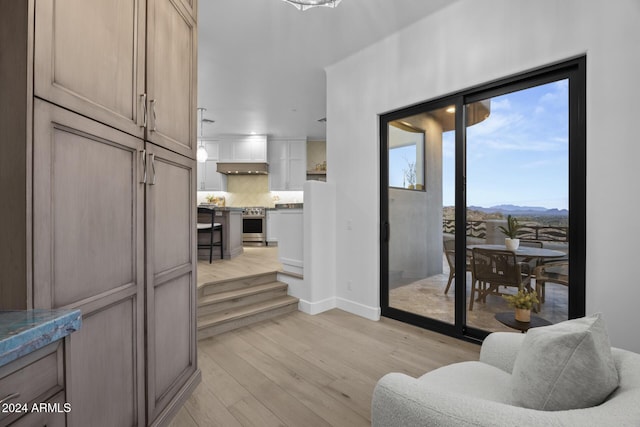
385 104 457 327
380 58 585 340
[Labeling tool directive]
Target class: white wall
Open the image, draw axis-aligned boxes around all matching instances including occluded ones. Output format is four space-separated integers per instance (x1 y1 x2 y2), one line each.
301 180 337 314
325 0 640 352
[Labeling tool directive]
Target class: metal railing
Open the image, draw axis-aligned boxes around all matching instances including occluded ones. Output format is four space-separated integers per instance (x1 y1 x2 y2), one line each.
443 219 568 242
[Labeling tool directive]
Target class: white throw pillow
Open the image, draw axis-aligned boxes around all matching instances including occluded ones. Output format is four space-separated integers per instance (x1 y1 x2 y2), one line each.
510 313 619 411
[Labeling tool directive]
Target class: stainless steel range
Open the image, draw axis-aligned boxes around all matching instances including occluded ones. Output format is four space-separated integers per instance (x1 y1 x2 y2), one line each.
242 207 266 246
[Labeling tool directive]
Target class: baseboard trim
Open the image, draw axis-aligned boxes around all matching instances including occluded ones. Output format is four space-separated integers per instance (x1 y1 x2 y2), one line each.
335 297 381 321
298 297 336 315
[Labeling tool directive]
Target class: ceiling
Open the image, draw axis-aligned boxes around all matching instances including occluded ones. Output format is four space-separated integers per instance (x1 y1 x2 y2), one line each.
197 0 457 140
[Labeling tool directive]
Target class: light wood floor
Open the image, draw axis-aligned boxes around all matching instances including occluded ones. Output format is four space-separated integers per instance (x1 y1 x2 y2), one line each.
170 309 480 427
197 246 283 286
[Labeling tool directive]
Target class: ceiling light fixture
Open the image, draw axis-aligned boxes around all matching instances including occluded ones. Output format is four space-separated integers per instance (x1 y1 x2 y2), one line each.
197 107 213 163
282 0 342 11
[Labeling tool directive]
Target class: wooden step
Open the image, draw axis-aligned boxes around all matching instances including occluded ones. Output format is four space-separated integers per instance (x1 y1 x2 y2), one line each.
198 271 278 297
197 281 288 318
197 295 299 340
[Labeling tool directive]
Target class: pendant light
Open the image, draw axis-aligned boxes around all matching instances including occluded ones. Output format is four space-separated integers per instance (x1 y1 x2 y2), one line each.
196 107 209 163
282 0 341 11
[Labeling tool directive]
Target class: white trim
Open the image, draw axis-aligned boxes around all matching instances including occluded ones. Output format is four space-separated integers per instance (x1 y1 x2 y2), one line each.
335 297 381 321
279 256 303 268
297 297 336 315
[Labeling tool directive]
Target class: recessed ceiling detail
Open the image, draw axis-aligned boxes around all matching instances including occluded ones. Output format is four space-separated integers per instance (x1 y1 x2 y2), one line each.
198 0 458 139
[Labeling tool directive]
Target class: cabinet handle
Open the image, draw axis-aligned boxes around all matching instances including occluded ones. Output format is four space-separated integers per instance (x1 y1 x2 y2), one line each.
140 149 147 184
0 392 20 405
149 99 157 132
150 153 157 185
139 94 147 128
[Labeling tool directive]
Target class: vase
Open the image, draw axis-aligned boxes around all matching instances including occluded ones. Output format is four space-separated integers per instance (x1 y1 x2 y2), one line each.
505 238 520 251
515 308 531 322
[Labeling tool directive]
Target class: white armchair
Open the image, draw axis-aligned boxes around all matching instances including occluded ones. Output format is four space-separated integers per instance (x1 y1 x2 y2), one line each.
372 332 640 426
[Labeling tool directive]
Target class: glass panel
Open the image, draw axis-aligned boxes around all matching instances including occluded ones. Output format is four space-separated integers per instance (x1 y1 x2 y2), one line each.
388 106 456 325
389 122 425 191
465 80 569 332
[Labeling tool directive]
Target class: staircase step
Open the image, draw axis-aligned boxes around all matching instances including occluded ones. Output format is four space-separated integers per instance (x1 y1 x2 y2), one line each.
197 281 288 318
198 271 278 297
197 295 299 340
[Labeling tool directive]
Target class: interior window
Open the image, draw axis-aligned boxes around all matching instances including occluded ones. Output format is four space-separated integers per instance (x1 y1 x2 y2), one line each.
388 122 425 191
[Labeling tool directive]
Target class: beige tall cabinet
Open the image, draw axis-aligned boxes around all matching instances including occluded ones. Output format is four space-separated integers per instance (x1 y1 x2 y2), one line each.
0 0 200 426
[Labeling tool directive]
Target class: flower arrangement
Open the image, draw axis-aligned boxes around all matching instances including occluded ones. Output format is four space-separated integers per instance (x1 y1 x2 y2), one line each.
498 214 522 239
503 288 539 310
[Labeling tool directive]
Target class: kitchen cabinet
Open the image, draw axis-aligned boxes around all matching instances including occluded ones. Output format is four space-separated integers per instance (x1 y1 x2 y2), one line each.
218 135 267 162
1 1 199 425
33 0 198 159
9 392 67 427
268 139 307 190
266 210 281 245
197 141 227 191
145 144 198 423
0 342 63 426
276 209 305 275
0 308 80 427
146 0 198 159
31 103 146 424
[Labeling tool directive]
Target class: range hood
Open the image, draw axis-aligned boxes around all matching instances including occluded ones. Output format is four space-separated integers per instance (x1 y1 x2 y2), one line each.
216 162 269 175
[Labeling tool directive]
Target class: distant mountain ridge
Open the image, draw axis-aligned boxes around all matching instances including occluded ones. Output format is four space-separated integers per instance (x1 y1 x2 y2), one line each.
468 204 568 216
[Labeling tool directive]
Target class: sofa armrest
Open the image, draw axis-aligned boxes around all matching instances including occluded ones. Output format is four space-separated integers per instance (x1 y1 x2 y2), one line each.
479 332 526 373
372 373 566 427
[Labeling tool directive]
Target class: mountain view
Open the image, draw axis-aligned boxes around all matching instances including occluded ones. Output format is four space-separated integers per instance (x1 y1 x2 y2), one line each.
443 205 568 226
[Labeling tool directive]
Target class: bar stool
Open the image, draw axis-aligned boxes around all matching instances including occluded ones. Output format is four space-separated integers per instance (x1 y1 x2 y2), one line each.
197 207 223 263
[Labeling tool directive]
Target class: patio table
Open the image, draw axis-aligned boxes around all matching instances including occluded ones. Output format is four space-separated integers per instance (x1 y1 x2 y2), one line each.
467 244 566 261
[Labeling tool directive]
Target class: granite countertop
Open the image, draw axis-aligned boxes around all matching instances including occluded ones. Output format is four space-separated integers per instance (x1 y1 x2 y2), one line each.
273 203 304 209
0 309 82 367
198 204 244 211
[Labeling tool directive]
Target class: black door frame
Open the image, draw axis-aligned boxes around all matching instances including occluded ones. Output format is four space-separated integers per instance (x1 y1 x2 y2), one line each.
380 57 586 343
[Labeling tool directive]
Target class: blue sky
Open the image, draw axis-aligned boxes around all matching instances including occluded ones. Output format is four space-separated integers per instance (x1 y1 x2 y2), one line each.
440 79 569 209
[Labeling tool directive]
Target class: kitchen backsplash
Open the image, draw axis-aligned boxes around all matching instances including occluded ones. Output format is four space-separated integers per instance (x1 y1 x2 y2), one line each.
197 175 303 207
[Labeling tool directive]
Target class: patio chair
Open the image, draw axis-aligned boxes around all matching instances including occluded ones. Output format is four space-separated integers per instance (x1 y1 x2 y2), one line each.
534 260 569 311
470 248 532 311
443 238 473 294
519 239 544 271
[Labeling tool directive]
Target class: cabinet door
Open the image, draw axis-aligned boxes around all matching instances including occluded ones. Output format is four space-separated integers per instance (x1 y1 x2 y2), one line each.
32 99 145 427
251 136 268 162
145 143 198 423
197 161 205 190
232 137 253 162
146 0 198 159
266 210 280 244
203 160 227 191
34 0 146 139
287 140 307 190
268 139 287 190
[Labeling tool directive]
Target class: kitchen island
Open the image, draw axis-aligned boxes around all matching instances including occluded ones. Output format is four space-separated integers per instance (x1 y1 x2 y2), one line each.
197 206 244 260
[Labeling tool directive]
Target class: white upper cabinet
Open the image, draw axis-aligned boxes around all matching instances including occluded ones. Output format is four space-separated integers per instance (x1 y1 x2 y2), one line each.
34 0 198 159
197 141 227 191
217 135 268 162
268 139 307 191
230 135 268 162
